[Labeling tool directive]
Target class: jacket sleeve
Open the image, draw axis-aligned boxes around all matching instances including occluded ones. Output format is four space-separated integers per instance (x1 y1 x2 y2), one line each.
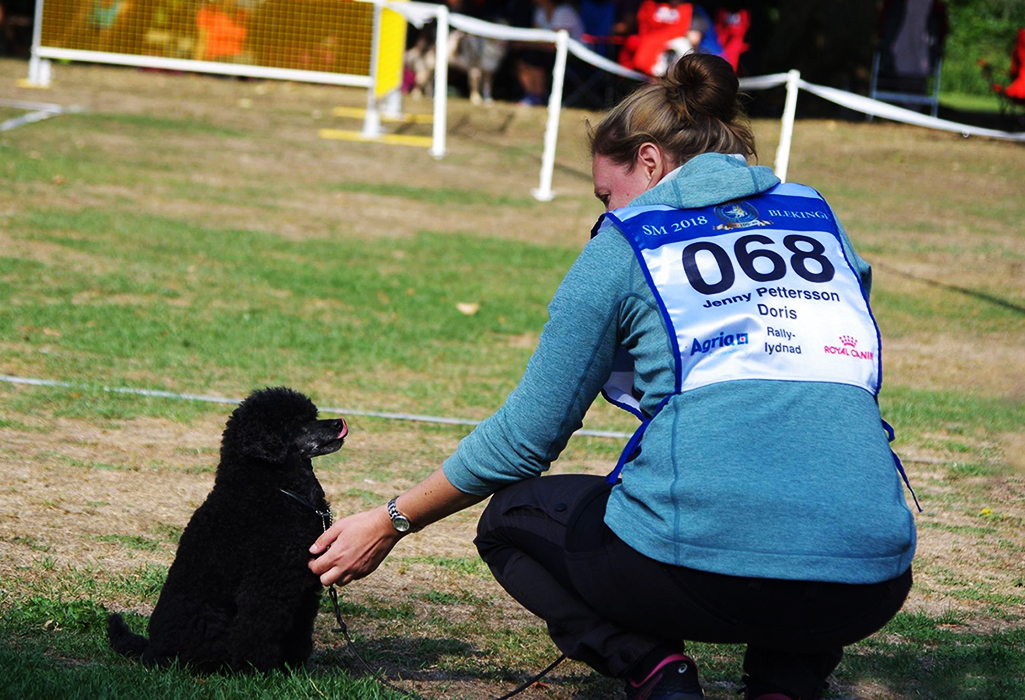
442 230 635 495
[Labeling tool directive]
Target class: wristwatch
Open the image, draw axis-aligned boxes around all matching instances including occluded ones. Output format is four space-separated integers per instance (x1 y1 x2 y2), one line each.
387 497 417 534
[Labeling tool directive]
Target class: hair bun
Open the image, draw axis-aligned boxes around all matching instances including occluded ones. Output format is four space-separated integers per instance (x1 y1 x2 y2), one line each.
663 53 739 122
589 50 756 167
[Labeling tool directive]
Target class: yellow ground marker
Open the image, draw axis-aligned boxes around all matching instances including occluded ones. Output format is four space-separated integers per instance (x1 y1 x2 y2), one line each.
331 106 433 124
318 128 433 148
15 79 50 89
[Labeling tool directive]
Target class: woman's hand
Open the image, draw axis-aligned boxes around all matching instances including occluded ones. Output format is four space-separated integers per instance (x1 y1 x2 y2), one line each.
308 505 401 587
308 467 486 587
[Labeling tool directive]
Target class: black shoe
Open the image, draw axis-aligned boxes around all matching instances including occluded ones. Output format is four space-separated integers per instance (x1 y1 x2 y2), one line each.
624 654 704 700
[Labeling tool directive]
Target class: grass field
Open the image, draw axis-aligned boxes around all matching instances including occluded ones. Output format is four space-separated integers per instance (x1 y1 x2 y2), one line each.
1 58 1024 700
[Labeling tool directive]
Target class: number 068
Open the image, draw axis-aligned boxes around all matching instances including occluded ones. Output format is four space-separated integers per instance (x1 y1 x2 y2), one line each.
681 234 836 296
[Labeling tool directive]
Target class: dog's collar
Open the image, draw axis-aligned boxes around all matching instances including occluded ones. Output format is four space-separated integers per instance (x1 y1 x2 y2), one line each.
279 488 333 531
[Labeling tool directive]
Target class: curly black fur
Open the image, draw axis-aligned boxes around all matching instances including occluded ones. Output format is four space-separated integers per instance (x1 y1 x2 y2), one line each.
108 387 346 673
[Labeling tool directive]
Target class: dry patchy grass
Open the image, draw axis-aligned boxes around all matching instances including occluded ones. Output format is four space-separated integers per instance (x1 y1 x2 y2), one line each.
1 58 1024 699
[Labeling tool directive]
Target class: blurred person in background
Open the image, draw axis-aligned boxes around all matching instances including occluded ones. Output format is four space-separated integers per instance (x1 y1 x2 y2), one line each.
513 0 584 105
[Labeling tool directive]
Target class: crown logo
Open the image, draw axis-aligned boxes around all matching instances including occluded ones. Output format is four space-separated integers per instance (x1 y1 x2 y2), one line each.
839 335 857 348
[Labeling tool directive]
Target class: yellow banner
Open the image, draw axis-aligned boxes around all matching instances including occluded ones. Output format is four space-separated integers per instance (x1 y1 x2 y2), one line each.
374 0 407 98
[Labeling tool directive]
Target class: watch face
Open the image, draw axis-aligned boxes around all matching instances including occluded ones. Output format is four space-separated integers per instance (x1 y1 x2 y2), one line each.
388 498 413 533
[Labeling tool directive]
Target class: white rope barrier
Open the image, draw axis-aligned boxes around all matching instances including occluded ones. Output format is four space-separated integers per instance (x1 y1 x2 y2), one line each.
0 98 64 111
796 78 1025 143
566 39 647 82
0 98 81 132
737 73 790 91
0 110 61 132
448 13 558 43
0 374 633 439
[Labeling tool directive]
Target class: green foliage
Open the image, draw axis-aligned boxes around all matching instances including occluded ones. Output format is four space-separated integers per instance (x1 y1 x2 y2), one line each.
412 590 486 606
943 0 1025 95
840 610 1025 699
114 564 170 602
323 596 416 621
0 634 402 700
4 596 110 633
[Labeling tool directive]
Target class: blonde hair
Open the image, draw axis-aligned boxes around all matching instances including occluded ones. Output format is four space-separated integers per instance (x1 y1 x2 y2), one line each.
588 53 756 168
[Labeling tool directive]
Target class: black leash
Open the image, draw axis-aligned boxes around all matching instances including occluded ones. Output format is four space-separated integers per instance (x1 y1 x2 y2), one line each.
280 488 334 528
281 489 566 700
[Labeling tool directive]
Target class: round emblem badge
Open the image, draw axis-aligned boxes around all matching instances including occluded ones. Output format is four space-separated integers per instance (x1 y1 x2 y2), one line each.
714 201 760 225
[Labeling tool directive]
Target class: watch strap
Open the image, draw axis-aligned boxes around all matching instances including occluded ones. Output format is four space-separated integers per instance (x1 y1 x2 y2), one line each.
387 497 418 533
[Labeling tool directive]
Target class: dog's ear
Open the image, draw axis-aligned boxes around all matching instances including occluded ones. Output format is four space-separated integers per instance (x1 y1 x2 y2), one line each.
238 428 291 464
221 412 292 465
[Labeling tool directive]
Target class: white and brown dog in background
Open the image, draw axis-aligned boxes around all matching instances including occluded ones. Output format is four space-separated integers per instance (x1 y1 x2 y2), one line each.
405 24 507 105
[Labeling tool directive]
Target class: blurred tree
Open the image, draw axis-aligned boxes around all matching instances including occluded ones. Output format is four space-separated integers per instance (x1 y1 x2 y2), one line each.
943 0 1025 95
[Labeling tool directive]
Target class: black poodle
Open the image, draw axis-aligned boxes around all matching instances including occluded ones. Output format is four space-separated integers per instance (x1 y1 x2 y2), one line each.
108 387 347 673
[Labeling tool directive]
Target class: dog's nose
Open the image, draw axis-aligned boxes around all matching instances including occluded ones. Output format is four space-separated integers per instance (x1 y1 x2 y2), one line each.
336 418 348 440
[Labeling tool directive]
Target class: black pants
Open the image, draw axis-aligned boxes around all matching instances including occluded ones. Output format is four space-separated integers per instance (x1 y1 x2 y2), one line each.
474 474 912 700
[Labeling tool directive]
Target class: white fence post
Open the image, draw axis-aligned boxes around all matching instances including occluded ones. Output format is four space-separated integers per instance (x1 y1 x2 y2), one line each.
774 69 801 183
362 1 384 138
26 0 52 87
532 29 568 202
383 87 402 120
430 5 449 159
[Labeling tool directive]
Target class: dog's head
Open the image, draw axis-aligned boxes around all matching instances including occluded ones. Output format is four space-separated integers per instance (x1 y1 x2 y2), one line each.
220 387 348 466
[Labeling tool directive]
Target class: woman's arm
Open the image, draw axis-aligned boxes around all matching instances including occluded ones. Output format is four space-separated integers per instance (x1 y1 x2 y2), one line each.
310 231 634 586
308 467 484 587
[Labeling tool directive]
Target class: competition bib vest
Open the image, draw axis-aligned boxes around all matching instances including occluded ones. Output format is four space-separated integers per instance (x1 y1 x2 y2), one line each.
596 183 903 486
595 182 919 509
600 182 881 418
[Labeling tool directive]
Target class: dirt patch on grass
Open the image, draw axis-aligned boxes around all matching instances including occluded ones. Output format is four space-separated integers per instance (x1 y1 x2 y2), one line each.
999 432 1025 471
0 414 220 574
0 405 478 588
885 332 1025 398
0 228 122 277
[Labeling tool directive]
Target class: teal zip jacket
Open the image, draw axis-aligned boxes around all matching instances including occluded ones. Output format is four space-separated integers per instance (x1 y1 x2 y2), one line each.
443 153 916 584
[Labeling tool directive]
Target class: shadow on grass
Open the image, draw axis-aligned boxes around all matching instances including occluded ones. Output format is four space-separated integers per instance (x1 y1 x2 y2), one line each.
448 113 594 185
836 615 1025 700
873 260 1025 315
317 634 552 679
312 634 622 699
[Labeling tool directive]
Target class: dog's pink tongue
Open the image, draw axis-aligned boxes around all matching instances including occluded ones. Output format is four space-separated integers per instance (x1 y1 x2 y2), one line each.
338 419 348 440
